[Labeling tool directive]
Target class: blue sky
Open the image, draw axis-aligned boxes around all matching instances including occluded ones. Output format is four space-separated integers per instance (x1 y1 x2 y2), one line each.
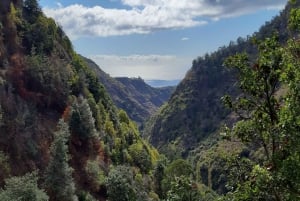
40 0 288 80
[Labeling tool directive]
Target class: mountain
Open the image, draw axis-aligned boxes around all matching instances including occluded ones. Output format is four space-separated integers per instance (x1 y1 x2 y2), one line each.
83 56 175 126
142 1 300 196
0 1 161 200
144 1 293 158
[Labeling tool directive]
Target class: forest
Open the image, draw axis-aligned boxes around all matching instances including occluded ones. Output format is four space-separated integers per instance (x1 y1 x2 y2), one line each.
0 0 299 200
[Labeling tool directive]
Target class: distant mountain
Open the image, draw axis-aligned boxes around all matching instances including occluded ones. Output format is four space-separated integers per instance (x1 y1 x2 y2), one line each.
145 79 181 87
83 57 175 126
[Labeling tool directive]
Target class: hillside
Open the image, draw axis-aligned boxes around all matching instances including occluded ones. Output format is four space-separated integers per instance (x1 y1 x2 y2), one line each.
0 1 217 201
1 0 299 200
83 56 174 126
142 1 300 197
144 1 294 158
0 1 161 200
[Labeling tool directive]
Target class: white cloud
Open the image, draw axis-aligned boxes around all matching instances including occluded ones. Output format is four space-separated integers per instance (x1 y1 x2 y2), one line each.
55 2 62 8
43 0 287 38
89 54 192 80
181 37 189 41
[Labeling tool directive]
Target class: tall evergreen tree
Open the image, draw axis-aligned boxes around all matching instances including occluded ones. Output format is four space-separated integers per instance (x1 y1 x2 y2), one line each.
70 96 97 139
44 119 77 201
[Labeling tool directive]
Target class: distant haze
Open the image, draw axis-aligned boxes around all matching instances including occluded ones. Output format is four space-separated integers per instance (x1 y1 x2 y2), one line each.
145 79 181 87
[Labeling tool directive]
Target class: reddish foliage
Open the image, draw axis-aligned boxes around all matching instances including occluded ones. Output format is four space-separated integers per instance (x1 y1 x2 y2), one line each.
7 53 48 108
62 105 71 121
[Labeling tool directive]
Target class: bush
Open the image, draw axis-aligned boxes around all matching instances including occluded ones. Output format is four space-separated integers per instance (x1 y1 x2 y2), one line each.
106 166 137 201
128 142 152 173
85 159 106 191
0 171 48 201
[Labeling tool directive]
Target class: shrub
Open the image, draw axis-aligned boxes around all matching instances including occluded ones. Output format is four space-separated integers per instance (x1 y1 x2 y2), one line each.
0 171 48 201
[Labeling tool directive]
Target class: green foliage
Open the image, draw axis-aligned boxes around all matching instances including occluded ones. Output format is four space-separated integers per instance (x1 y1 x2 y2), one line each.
6 3 22 53
224 35 283 161
128 142 152 173
104 117 116 137
0 1 164 201
44 119 77 201
9 3 22 26
85 159 106 191
0 171 48 201
71 54 107 103
289 0 300 30
118 109 130 124
24 53 71 110
0 151 10 185
153 157 167 198
222 31 300 199
23 16 56 54
165 159 193 178
77 191 97 201
106 166 137 201
87 95 103 131
192 140 246 194
277 35 300 200
166 176 201 201
23 0 41 23
70 97 97 139
161 159 194 198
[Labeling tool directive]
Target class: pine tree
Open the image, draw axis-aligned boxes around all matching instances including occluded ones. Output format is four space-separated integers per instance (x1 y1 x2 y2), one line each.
44 119 77 201
70 96 97 139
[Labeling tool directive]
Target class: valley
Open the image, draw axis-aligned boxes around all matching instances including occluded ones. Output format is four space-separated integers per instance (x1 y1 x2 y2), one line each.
0 0 299 201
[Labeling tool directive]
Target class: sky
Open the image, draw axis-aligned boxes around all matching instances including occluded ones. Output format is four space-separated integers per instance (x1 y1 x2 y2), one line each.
40 0 288 81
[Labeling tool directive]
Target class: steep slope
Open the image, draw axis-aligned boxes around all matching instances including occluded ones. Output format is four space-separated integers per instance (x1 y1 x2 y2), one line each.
0 1 160 200
83 56 175 126
145 1 294 158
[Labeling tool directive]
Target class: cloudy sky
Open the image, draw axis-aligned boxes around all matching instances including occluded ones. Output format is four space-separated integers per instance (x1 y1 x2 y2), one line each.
40 0 288 81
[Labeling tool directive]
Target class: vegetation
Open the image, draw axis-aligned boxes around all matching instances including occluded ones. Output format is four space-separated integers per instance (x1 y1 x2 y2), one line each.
0 171 48 201
140 0 300 200
0 0 161 200
84 56 175 127
0 0 299 200
44 119 77 201
144 0 297 159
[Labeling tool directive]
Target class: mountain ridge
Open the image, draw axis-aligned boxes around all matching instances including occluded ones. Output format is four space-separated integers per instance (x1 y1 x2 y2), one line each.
144 1 294 158
83 56 175 126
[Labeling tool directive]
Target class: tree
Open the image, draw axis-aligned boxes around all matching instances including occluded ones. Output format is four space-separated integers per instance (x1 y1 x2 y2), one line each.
153 158 167 198
222 31 300 200
0 151 10 186
44 119 77 201
162 159 194 198
23 0 41 23
70 96 97 139
106 166 137 201
166 176 200 201
0 171 48 201
128 142 152 173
